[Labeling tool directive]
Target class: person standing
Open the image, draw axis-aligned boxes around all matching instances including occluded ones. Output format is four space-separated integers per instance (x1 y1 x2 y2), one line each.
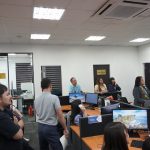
69 77 82 93
34 78 68 150
133 76 150 106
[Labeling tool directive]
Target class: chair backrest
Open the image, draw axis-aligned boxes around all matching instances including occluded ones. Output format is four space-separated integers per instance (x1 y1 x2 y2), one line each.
119 97 129 103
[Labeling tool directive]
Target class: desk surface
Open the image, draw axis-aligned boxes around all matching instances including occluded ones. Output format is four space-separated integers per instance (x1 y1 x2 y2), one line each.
70 125 80 137
61 105 71 111
82 135 145 150
86 108 100 116
61 104 100 115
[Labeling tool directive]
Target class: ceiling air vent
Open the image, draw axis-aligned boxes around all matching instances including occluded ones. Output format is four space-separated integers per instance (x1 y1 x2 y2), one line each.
93 0 150 19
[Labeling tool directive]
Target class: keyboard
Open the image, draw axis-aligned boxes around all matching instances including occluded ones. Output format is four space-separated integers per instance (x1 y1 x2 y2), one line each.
85 106 95 110
131 140 143 148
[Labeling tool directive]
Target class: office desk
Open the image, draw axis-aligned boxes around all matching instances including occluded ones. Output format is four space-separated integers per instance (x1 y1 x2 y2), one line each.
86 108 100 116
70 108 101 150
82 135 146 150
70 125 81 149
61 105 100 115
61 105 71 111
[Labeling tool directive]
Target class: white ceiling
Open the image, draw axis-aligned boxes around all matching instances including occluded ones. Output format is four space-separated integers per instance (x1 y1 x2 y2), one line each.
0 0 150 46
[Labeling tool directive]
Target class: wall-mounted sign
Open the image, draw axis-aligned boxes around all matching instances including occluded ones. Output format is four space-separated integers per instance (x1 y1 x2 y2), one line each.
0 73 6 79
97 69 106 75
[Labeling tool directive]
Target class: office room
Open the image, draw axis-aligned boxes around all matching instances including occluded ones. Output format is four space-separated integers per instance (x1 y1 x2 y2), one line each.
0 0 150 150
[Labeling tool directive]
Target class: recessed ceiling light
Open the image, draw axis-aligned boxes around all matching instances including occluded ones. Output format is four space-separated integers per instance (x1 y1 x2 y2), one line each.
30 34 50 40
85 36 106 41
130 38 150 43
33 7 65 20
9 53 16 56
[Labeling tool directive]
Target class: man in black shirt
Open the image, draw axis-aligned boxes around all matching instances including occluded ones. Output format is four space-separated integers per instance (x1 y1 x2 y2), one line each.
0 110 23 150
0 84 25 150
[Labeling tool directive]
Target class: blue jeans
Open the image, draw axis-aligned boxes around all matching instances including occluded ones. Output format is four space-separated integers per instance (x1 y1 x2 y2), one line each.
38 123 63 150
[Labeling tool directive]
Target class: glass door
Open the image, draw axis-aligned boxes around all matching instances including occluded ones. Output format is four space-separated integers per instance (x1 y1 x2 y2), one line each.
0 53 9 87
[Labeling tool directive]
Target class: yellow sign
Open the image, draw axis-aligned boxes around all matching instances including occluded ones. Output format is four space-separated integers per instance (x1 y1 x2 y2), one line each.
0 73 6 79
97 69 106 75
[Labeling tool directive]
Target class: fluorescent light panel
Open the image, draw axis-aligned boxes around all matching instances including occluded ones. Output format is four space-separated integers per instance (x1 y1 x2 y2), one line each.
30 34 50 40
8 53 16 56
85 36 106 41
130 38 150 43
33 7 65 20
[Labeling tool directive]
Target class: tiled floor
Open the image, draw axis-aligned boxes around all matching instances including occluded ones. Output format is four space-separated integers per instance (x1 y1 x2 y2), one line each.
24 122 72 150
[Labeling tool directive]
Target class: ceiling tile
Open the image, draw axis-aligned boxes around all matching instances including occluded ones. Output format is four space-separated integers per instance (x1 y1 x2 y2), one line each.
34 0 71 8
0 5 32 19
0 0 33 6
68 0 107 11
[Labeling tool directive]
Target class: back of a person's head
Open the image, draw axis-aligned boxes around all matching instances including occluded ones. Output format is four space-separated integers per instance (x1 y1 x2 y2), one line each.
70 100 81 124
134 76 142 87
103 122 129 150
41 78 51 90
142 137 150 150
0 84 7 97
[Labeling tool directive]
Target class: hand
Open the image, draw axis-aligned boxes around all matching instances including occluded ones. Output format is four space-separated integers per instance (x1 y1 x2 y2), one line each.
63 129 69 138
13 116 18 125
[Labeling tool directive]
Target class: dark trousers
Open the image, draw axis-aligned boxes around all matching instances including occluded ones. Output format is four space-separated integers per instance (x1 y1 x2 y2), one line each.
38 123 63 150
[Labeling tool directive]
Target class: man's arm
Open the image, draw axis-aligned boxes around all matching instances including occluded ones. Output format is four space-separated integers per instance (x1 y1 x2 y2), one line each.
0 113 23 140
13 128 23 140
56 108 68 137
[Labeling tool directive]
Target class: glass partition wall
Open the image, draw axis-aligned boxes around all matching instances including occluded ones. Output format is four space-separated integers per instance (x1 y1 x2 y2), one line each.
0 53 34 122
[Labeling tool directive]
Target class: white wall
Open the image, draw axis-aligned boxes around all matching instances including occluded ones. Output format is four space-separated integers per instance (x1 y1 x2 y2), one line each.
138 43 150 77
0 44 142 100
138 43 150 63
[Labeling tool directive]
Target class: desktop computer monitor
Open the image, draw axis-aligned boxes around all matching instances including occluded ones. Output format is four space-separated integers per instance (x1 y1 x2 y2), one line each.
69 93 85 103
101 103 120 115
86 93 98 105
113 109 148 130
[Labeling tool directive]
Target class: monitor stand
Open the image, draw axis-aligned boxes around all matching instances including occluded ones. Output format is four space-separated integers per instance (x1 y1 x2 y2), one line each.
128 130 140 138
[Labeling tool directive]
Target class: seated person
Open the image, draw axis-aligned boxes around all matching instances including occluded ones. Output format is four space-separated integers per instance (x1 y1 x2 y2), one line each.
69 77 82 93
107 77 121 92
142 137 150 150
102 122 129 150
70 100 87 125
133 76 150 107
94 78 107 94
0 84 33 150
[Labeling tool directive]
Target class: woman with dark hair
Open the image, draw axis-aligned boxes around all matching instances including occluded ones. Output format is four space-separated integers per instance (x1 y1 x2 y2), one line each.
133 76 150 106
102 122 129 150
107 77 121 92
70 100 87 125
94 78 107 94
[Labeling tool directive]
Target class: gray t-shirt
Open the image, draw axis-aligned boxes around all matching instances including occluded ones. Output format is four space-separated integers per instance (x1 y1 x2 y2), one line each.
34 92 61 125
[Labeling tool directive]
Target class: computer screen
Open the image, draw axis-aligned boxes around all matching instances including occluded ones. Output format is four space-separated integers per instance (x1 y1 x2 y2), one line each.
69 93 85 103
86 93 98 105
113 109 148 129
101 103 120 115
